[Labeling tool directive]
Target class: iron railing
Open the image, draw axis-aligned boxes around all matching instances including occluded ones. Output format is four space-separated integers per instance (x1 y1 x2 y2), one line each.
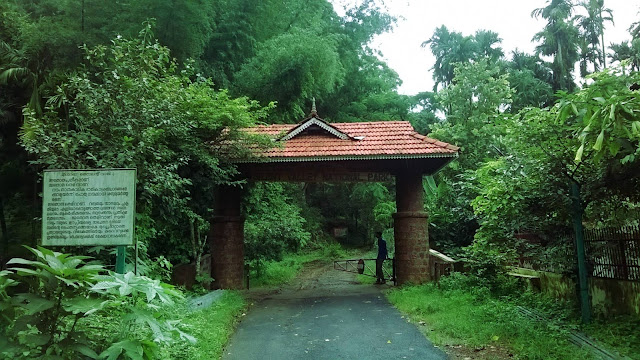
517 225 640 282
584 226 640 281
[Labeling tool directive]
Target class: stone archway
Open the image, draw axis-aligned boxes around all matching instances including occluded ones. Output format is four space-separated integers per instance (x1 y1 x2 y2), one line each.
210 111 458 289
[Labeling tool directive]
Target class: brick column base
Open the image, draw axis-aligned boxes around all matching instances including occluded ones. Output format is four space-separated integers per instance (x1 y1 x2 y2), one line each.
393 211 430 285
210 215 245 289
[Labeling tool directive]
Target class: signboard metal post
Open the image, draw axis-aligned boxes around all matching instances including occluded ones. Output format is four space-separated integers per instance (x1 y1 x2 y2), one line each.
116 246 126 274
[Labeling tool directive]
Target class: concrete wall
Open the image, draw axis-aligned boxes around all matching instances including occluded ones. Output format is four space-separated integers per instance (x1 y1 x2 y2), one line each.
511 267 640 317
589 277 640 316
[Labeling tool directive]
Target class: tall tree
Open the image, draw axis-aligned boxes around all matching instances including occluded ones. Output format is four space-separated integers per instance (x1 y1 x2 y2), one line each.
422 26 478 91
199 0 258 88
574 0 614 76
322 1 401 122
425 60 514 250
532 0 580 91
0 4 55 255
232 29 344 123
231 0 399 123
474 30 504 61
422 27 504 92
609 40 640 72
507 51 554 111
628 10 640 39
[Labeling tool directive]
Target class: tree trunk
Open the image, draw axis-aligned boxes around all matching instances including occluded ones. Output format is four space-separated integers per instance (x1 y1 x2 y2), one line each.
190 220 201 277
0 196 7 268
81 0 85 33
601 32 606 68
194 222 202 278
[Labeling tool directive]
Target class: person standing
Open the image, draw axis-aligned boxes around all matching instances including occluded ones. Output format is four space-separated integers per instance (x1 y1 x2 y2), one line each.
375 232 388 284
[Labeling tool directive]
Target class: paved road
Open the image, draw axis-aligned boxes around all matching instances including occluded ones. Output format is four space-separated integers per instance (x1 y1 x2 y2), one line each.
222 262 447 360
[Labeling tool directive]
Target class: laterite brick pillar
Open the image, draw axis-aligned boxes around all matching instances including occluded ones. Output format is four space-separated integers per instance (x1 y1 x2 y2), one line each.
393 171 430 284
209 186 245 289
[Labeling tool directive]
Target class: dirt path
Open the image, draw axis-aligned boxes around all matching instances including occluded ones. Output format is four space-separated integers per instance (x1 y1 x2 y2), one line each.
243 258 381 303
224 260 447 360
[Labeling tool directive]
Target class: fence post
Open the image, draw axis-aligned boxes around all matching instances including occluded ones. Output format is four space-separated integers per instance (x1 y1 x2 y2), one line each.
619 227 629 280
571 181 591 324
392 258 397 286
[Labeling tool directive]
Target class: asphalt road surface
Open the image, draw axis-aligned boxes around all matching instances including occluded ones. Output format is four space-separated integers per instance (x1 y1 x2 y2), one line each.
222 261 447 360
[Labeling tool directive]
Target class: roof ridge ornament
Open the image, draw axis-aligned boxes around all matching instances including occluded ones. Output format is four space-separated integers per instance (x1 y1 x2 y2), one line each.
280 117 350 141
277 98 356 141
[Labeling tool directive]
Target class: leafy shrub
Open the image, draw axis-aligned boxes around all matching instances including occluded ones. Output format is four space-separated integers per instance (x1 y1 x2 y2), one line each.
244 183 311 274
460 240 521 295
321 242 348 259
0 247 191 359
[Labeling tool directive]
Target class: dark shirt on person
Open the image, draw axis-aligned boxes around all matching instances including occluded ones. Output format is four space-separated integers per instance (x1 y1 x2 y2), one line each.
377 238 388 259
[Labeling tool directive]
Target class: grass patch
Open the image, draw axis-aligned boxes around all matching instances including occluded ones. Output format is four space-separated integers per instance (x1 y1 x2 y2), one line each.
248 255 305 287
386 277 594 360
357 274 377 284
165 291 246 359
248 242 362 287
582 315 640 359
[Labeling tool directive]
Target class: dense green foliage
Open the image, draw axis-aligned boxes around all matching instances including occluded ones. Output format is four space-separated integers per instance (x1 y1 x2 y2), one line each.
419 1 640 261
0 0 638 288
18 26 271 269
0 247 188 359
1 0 640 355
0 0 406 269
244 183 311 272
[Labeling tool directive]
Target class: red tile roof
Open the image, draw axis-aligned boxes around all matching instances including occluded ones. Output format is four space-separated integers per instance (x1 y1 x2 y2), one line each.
240 118 459 163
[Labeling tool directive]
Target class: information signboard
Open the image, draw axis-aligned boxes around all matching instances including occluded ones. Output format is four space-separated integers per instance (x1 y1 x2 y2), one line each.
42 169 136 246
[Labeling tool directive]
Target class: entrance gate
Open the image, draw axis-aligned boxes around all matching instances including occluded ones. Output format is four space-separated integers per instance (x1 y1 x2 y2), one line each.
333 258 397 285
210 109 458 289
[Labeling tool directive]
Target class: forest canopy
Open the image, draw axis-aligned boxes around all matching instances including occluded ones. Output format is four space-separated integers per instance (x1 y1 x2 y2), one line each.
1 0 639 276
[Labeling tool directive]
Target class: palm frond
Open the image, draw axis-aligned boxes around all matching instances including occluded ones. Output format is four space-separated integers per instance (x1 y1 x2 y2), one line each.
0 67 33 85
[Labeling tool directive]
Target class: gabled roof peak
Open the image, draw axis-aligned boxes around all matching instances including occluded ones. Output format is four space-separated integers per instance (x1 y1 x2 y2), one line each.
278 99 350 141
280 116 350 141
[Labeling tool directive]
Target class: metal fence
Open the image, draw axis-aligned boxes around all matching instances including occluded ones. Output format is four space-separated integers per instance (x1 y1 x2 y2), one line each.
516 225 640 282
584 226 640 281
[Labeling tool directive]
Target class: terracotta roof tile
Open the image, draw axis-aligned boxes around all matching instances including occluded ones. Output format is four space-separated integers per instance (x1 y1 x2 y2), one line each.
240 120 459 162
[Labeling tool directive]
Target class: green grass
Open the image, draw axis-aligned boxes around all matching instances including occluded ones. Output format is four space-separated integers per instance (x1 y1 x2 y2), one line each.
248 256 305 287
582 315 640 359
357 274 377 284
249 242 355 287
386 281 594 360
165 291 247 360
